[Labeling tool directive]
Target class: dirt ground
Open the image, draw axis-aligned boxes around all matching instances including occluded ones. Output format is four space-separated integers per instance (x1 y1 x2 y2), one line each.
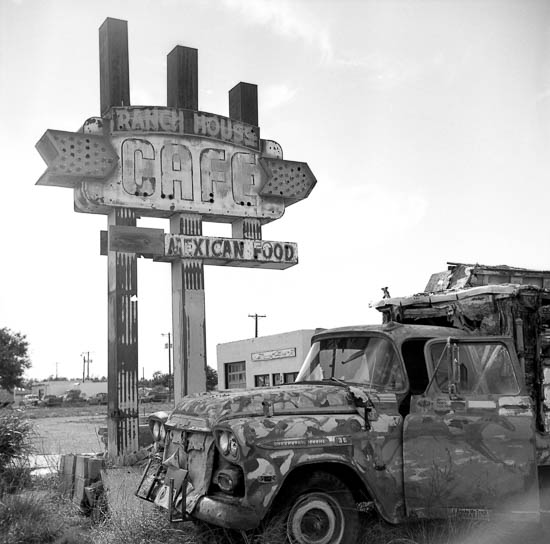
24 402 173 455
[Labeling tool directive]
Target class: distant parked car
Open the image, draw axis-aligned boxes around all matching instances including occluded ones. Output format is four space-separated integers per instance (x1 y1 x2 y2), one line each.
63 390 86 404
38 395 63 407
138 387 152 402
140 388 169 403
140 391 153 403
21 394 40 406
87 392 108 405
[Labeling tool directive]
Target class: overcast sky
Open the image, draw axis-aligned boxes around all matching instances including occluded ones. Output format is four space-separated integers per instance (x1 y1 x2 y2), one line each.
1 0 549 381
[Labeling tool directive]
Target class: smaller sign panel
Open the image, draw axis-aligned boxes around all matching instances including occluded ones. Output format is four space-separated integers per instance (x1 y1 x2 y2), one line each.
109 226 164 255
252 348 297 362
165 235 298 269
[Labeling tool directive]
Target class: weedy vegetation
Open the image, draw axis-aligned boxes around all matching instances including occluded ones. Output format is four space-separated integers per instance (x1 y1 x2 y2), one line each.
1 408 548 544
0 410 33 494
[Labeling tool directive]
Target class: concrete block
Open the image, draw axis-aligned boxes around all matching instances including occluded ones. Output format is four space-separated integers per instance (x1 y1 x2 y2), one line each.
59 454 76 496
73 476 91 508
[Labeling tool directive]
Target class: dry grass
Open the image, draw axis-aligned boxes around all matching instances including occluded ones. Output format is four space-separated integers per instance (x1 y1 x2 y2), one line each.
15 408 550 544
0 474 94 544
89 465 195 544
2 471 548 544
357 513 549 544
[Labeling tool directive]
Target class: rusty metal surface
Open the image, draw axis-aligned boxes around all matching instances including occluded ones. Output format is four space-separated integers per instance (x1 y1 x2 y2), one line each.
108 225 164 255
105 226 299 269
36 129 117 187
111 106 260 150
232 406 405 522
107 208 139 456
376 279 550 436
403 400 540 517
311 322 469 347
167 384 357 429
165 234 298 269
74 133 284 221
163 382 406 524
170 213 207 399
192 496 261 530
138 323 546 530
258 158 316 205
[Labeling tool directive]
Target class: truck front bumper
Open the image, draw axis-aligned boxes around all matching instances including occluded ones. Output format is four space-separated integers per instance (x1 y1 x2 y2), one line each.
192 494 262 531
136 456 262 531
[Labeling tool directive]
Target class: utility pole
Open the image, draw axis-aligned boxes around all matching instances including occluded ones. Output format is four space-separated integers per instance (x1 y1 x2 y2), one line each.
55 362 59 380
248 313 266 338
80 352 92 381
162 333 173 401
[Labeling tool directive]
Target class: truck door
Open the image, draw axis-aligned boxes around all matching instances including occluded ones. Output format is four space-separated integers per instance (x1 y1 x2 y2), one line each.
403 337 540 520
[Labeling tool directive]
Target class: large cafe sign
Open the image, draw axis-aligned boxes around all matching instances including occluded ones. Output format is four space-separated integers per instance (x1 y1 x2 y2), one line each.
35 18 316 457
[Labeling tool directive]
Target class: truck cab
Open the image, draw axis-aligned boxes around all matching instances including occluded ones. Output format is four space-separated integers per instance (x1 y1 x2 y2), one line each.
137 321 542 543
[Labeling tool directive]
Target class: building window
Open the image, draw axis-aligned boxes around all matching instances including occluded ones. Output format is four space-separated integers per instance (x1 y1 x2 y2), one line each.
226 362 246 389
254 374 270 388
272 373 282 386
283 372 298 384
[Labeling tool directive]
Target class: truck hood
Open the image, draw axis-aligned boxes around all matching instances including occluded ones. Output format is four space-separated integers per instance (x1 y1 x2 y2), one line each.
166 383 357 430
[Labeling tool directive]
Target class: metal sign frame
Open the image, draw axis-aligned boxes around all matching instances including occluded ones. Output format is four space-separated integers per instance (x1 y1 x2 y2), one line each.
35 17 316 458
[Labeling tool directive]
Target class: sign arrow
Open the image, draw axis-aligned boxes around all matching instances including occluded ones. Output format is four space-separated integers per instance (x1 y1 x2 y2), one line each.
36 129 118 188
258 158 317 206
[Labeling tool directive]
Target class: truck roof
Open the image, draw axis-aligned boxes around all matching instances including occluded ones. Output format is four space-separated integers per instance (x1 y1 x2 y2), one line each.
312 322 468 345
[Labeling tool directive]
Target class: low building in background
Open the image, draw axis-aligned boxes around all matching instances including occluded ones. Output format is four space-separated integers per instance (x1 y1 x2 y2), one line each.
217 329 316 390
31 379 107 400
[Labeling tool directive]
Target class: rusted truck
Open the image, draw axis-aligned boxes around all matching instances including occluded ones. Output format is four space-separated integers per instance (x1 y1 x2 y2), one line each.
136 262 550 543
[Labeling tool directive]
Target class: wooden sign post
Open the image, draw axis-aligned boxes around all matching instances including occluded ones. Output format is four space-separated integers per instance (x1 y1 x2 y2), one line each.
36 18 316 457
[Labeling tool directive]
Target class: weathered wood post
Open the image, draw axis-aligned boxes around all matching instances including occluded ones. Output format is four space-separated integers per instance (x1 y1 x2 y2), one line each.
166 47 207 399
100 18 139 456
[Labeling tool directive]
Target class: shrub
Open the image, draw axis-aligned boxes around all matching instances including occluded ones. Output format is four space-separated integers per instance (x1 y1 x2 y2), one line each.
0 492 61 544
0 410 34 494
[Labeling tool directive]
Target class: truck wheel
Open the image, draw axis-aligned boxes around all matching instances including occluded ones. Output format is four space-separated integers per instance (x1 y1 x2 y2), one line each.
283 471 359 544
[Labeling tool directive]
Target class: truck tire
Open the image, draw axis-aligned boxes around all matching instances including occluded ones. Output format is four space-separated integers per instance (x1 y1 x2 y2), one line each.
283 471 359 544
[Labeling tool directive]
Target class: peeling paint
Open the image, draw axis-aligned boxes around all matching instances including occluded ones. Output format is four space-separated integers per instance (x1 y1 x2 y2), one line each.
138 325 545 532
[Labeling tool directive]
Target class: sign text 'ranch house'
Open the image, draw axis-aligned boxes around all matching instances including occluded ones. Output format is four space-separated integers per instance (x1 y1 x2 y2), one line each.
111 107 260 150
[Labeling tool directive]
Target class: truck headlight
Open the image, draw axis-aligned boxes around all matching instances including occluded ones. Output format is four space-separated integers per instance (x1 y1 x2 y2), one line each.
151 420 167 442
217 430 240 461
152 421 161 441
214 466 243 494
148 411 169 447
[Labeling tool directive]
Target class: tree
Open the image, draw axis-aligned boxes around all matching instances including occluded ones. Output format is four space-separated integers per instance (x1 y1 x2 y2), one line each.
206 366 218 391
152 371 170 388
0 328 31 392
151 368 217 391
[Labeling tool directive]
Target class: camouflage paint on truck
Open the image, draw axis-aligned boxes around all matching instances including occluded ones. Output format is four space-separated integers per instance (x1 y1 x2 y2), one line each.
137 322 543 541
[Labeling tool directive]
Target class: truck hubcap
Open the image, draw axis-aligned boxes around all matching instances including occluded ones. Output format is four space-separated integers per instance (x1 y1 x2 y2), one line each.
288 493 344 544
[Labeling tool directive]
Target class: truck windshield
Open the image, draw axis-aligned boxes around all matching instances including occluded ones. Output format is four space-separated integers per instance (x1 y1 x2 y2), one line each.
296 336 405 391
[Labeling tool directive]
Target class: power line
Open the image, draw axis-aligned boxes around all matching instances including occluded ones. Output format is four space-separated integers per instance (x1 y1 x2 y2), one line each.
248 313 266 338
